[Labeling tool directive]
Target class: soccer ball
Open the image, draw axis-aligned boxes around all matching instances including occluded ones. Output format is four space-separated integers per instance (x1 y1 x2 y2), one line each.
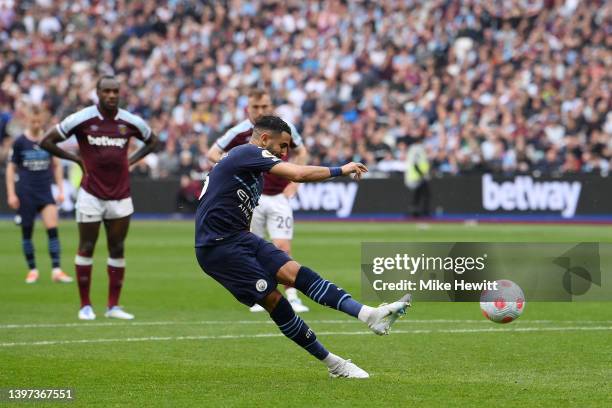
479 279 525 324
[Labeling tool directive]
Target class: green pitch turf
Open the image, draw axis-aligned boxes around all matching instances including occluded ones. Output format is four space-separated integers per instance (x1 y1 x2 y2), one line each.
0 220 611 407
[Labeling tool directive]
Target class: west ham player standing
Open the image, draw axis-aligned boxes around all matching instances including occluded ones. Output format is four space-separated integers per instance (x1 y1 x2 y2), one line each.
207 89 309 313
41 76 158 320
5 105 73 284
196 116 411 378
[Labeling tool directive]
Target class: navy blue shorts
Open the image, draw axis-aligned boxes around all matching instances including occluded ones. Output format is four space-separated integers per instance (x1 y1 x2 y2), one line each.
16 189 55 227
195 232 292 307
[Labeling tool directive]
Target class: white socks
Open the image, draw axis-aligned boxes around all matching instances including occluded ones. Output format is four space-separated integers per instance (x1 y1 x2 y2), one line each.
322 352 344 368
357 305 375 323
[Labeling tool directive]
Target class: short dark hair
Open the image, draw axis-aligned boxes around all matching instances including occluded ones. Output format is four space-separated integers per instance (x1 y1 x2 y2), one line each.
248 89 270 99
96 75 118 90
253 115 291 137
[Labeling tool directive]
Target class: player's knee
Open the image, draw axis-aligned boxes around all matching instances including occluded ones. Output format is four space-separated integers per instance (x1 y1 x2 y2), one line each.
108 242 124 258
260 290 283 313
78 241 96 256
276 260 301 286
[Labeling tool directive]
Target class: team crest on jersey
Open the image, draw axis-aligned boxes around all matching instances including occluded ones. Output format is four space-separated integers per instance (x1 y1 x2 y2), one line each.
255 279 268 292
118 124 128 135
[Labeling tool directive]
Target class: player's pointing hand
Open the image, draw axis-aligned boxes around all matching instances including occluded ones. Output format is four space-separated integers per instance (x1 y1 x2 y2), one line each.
341 162 368 180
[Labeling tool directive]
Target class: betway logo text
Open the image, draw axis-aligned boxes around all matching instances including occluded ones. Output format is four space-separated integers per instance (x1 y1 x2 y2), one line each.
87 135 128 148
482 174 581 218
290 183 357 217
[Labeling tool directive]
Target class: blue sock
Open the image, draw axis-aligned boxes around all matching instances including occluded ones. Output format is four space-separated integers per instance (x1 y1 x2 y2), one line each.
21 225 36 270
294 266 363 318
270 297 329 360
47 228 61 268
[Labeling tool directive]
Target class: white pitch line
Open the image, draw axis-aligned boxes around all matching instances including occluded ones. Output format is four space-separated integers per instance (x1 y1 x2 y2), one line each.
1 319 611 330
1 326 611 348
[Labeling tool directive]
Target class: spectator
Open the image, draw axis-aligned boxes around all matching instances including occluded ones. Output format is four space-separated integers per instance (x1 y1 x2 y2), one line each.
0 0 609 180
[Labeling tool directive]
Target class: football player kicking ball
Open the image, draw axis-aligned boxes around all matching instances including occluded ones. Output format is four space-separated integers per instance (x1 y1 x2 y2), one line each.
41 76 158 320
5 104 73 284
207 89 309 313
196 116 411 378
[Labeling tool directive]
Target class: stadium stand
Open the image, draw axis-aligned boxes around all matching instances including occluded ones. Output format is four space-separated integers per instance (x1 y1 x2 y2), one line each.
0 0 610 179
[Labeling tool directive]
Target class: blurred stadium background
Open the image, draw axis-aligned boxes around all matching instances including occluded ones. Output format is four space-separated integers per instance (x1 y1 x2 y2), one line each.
0 0 610 221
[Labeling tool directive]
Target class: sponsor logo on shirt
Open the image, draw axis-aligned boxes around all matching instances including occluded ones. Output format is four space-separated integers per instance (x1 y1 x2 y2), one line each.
87 135 128 148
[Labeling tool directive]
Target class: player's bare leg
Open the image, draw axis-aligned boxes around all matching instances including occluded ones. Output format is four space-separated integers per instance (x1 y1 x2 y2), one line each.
273 238 309 313
277 261 411 335
103 216 133 319
259 289 368 378
76 221 101 320
40 204 72 283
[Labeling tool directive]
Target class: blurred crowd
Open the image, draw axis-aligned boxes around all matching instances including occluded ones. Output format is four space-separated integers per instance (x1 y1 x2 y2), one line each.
1 0 611 181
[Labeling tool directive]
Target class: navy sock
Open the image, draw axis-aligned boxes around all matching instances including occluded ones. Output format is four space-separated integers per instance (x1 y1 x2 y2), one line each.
46 228 61 268
21 225 36 270
294 266 363 318
270 297 329 360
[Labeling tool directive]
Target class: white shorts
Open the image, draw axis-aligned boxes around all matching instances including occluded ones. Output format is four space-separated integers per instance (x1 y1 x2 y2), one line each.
75 188 134 223
251 193 293 240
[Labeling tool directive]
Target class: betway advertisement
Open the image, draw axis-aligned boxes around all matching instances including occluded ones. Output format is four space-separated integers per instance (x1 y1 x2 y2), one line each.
481 175 582 218
286 174 610 220
0 175 609 220
290 182 358 217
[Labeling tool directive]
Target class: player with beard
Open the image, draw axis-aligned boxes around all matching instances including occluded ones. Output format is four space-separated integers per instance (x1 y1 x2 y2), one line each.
196 116 411 378
208 89 309 313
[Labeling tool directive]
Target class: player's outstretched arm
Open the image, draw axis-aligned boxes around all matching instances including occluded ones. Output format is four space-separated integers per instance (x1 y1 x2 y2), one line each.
269 162 367 183
40 127 84 170
128 132 159 166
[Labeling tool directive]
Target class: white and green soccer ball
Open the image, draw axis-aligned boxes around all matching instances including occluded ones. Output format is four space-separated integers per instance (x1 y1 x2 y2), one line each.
480 279 525 324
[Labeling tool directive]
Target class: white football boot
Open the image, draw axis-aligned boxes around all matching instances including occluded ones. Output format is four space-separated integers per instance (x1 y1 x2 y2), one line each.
25 269 39 284
328 359 370 379
289 298 310 313
52 268 74 283
367 294 412 335
104 306 134 320
78 305 96 320
249 304 266 312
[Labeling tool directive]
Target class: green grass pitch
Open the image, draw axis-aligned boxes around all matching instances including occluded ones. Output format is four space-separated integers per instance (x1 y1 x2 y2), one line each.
1 220 611 407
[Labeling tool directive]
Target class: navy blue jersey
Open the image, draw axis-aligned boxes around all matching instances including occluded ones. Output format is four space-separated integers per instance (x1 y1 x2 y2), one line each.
10 135 53 193
195 144 281 246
